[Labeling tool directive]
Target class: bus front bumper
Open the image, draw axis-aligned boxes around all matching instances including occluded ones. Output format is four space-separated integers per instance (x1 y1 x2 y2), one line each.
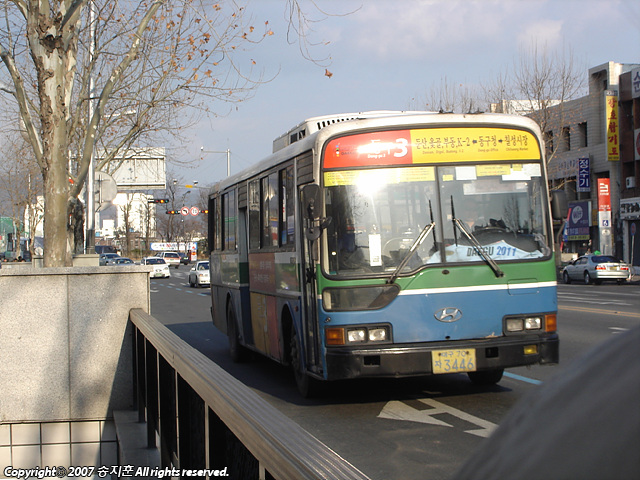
323 334 559 380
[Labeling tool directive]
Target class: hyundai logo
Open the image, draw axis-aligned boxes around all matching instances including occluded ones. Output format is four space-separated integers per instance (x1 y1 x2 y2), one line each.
434 307 462 323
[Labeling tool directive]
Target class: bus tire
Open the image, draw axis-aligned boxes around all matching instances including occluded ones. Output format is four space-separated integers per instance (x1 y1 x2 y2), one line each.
468 368 504 386
227 302 247 363
290 328 321 398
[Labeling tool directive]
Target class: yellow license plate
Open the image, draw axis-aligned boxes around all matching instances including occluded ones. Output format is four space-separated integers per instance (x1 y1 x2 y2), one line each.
432 348 476 374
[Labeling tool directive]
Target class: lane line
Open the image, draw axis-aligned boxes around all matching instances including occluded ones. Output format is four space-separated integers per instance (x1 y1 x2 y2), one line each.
504 372 542 385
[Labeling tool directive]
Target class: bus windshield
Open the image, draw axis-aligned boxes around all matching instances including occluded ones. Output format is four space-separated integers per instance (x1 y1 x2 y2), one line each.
324 163 550 277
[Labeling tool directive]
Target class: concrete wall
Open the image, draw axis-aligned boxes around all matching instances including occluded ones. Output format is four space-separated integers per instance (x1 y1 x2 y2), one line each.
0 266 150 469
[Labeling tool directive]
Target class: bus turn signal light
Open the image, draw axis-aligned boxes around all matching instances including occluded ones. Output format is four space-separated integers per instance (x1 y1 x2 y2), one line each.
326 328 345 346
545 314 557 332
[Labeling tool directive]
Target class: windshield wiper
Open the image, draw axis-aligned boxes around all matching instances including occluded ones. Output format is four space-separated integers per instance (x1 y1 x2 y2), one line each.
387 222 435 284
451 196 504 278
388 200 437 284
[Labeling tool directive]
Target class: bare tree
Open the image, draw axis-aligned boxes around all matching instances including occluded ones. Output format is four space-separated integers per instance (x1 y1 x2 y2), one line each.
410 77 482 114
0 0 272 266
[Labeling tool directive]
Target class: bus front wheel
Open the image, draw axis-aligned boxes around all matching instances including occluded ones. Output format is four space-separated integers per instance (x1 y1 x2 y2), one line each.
290 329 321 398
468 368 504 386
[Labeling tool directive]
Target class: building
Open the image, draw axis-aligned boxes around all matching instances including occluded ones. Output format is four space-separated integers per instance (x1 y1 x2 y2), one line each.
534 61 640 272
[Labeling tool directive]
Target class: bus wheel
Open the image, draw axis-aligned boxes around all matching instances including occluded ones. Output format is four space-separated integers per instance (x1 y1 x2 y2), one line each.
290 329 320 398
468 368 504 386
227 303 247 363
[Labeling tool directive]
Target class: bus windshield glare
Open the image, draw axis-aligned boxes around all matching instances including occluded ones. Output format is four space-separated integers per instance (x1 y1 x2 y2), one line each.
324 163 550 277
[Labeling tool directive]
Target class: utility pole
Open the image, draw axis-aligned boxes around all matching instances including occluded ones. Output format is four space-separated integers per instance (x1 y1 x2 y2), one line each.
85 1 97 254
201 147 230 177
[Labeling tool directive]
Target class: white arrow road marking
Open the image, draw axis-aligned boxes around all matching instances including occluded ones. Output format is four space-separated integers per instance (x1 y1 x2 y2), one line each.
609 326 629 334
378 398 497 438
378 400 452 427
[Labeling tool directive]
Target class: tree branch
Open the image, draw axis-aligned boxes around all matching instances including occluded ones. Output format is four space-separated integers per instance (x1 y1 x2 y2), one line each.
0 42 44 168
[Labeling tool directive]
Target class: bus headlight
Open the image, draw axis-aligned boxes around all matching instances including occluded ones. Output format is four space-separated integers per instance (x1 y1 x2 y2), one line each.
326 325 391 346
524 317 541 330
347 328 367 343
505 315 543 333
368 327 388 342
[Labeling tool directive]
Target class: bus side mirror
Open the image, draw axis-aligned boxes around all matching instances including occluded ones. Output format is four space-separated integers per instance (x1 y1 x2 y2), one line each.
550 190 568 220
302 184 321 220
301 184 332 241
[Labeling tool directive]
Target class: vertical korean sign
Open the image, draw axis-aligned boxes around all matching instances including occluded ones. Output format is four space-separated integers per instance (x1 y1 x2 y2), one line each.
632 67 640 99
577 158 590 192
597 178 613 255
634 69 640 161
605 91 619 161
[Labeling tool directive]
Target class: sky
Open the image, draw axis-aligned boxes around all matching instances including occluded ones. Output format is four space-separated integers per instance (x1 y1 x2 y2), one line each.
174 0 640 188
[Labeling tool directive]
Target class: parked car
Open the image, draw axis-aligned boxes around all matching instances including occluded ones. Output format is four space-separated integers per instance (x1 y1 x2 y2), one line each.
141 257 171 278
107 257 134 265
188 261 210 288
562 254 631 285
99 253 120 266
157 251 181 268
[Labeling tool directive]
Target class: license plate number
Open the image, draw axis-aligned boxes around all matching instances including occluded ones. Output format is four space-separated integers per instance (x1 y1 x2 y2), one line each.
432 348 476 374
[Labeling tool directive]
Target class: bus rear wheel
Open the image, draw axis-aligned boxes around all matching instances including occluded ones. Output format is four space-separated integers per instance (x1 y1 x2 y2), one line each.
227 303 247 363
468 368 504 386
290 329 321 398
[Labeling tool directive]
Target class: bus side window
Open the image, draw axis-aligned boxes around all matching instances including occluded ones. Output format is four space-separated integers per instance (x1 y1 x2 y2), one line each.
262 173 279 248
223 189 237 251
249 180 260 250
208 196 215 254
215 196 222 251
280 165 295 246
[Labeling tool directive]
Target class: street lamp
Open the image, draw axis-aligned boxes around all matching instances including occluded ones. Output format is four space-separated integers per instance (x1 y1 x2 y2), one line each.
201 146 230 177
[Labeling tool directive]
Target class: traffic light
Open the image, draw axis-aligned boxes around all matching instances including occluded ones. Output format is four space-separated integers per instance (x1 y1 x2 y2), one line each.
201 209 209 214
149 198 169 204
165 210 181 215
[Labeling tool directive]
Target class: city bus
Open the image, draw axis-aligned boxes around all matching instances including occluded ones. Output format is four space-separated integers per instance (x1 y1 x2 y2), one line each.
208 111 567 396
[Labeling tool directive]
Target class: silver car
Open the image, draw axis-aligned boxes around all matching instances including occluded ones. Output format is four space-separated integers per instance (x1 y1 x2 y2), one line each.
562 255 631 285
99 253 120 266
188 261 210 288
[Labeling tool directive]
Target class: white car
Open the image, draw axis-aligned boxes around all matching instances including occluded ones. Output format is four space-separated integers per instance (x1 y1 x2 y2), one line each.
141 257 171 278
157 251 181 268
188 261 210 287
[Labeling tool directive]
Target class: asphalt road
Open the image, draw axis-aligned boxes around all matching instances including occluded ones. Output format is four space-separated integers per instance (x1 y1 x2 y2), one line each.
149 267 640 480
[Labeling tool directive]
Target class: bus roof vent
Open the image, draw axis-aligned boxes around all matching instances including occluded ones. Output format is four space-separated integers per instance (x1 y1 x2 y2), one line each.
272 111 428 153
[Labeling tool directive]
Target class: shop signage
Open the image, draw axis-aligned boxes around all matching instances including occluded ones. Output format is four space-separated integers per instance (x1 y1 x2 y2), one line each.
567 201 591 240
604 91 619 162
597 179 611 227
632 68 640 99
577 158 590 192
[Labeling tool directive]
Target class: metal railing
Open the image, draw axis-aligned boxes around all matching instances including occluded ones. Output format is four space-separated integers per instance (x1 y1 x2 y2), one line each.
130 309 370 480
